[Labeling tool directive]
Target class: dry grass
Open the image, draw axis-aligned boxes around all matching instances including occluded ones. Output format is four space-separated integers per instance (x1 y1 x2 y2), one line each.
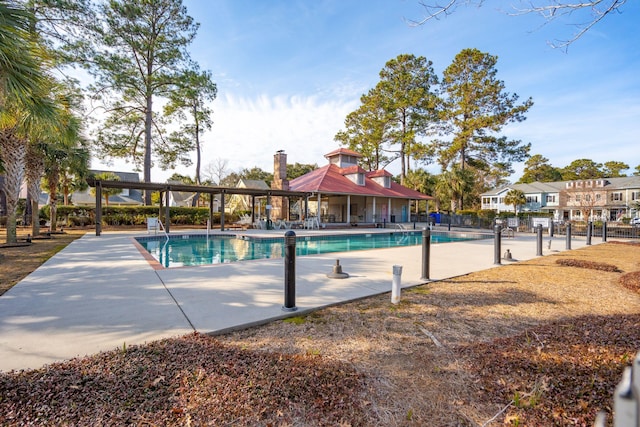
1 235 640 426
218 241 640 426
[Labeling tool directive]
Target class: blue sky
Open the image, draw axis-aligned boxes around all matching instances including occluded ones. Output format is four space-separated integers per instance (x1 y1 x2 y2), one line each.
95 0 640 183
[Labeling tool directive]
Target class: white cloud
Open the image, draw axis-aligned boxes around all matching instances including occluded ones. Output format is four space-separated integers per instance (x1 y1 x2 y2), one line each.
94 93 361 183
202 93 360 175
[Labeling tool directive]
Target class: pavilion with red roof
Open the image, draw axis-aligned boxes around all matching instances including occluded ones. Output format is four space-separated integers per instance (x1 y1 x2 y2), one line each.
273 148 432 226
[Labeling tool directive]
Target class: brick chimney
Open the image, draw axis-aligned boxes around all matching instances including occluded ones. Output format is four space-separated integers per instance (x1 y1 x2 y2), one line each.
271 150 289 219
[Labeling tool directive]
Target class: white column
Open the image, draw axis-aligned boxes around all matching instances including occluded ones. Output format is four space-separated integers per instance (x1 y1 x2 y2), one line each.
388 198 392 222
347 195 351 223
373 197 376 223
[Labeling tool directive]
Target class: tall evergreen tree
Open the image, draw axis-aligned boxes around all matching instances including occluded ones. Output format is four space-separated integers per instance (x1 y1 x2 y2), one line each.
334 88 391 171
162 66 217 186
602 161 629 178
560 159 604 180
375 54 439 183
438 48 532 173
89 0 199 204
335 54 439 183
517 154 562 183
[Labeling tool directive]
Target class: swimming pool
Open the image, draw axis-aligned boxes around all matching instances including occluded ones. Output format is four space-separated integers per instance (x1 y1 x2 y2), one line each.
136 231 490 268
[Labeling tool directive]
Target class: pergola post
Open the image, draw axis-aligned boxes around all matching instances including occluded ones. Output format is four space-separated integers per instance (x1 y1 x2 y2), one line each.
95 181 102 236
251 195 256 222
220 191 225 231
209 194 214 227
266 193 272 227
164 189 170 233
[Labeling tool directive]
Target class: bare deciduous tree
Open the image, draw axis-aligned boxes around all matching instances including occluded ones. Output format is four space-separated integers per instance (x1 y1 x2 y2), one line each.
203 158 229 185
410 0 628 49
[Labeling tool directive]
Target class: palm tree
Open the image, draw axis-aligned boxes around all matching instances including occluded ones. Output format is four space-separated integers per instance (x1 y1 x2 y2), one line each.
504 189 527 215
434 166 475 212
25 142 46 236
0 2 57 243
0 1 47 106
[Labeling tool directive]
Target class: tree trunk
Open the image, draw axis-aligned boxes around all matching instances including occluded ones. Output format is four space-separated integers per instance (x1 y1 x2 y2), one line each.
400 142 406 185
47 163 60 232
0 129 27 244
192 114 201 207
31 199 40 236
25 144 44 237
143 93 153 205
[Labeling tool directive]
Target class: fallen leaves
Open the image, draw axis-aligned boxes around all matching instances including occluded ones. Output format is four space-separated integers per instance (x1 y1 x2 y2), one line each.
555 258 622 272
0 333 367 426
460 314 640 425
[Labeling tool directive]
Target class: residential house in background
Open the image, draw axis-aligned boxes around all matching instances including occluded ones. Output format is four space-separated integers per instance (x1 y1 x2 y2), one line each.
481 176 640 221
167 180 197 207
73 170 143 206
225 178 270 215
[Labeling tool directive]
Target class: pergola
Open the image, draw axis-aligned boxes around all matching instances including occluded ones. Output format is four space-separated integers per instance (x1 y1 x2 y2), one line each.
86 179 311 236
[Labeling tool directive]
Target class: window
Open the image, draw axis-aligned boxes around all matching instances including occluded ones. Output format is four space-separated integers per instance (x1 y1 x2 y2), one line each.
632 191 640 201
611 192 623 202
121 188 129 197
596 194 602 201
546 195 556 203
585 194 591 202
526 196 538 203
357 173 364 186
575 195 582 202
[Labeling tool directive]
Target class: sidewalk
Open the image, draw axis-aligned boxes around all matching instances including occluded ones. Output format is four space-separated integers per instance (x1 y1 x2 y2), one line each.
0 229 588 372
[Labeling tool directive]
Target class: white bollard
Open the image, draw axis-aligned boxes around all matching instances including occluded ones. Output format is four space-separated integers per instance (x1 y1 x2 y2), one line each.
391 265 403 304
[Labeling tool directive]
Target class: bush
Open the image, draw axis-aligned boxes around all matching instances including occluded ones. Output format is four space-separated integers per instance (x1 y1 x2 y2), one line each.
36 206 219 227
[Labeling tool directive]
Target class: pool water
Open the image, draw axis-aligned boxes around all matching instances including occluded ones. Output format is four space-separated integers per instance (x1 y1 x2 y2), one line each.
136 231 489 268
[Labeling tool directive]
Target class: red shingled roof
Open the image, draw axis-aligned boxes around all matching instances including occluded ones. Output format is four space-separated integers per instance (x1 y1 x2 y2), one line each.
366 169 393 178
289 164 432 200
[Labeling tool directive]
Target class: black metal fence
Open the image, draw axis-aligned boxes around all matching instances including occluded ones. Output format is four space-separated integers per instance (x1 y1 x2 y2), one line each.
426 214 640 240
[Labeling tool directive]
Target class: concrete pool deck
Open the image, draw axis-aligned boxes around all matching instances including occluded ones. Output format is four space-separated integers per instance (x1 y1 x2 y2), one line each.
0 227 589 372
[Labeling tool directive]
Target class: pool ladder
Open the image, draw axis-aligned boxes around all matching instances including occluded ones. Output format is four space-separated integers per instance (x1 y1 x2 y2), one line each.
158 219 169 240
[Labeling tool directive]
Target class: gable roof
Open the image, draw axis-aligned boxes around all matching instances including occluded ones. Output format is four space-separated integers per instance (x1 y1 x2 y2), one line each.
73 170 143 205
289 164 431 200
167 180 196 206
237 179 269 190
